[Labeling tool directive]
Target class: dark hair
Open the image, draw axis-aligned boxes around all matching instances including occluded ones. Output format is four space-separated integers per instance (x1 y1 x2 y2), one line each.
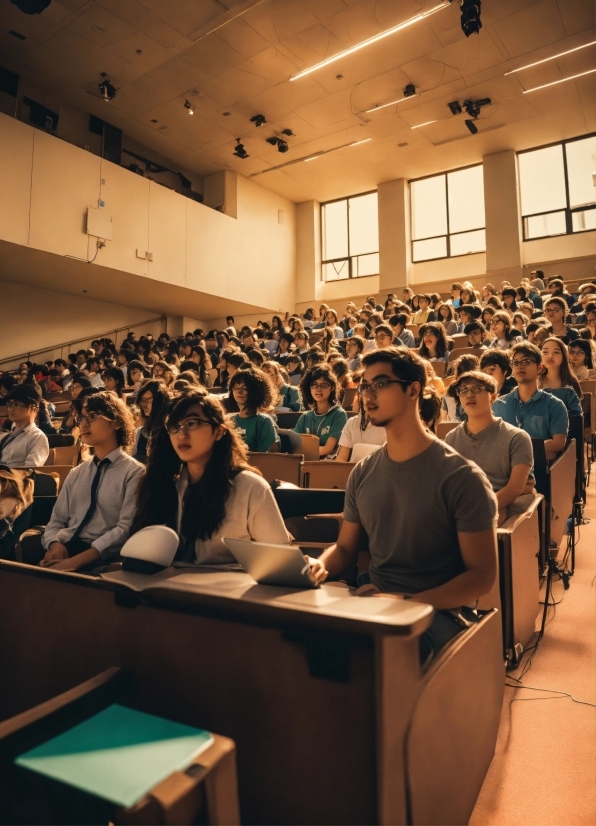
569 339 593 369
246 348 265 367
133 392 256 542
178 370 200 385
509 341 542 363
127 360 150 385
464 321 484 335
490 310 516 340
418 384 441 432
227 352 249 370
71 373 91 389
228 367 274 414
418 322 448 359
480 349 512 376
361 347 427 391
0 374 17 394
374 324 393 339
305 348 325 367
5 383 42 407
82 391 137 449
453 370 498 395
437 303 454 321
347 335 365 352
390 313 410 329
137 379 171 439
102 366 126 397
300 364 339 408
539 337 582 396
544 296 567 313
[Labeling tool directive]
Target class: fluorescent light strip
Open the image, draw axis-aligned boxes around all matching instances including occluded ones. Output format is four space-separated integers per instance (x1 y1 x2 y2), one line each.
505 40 596 75
523 68 596 93
366 93 419 113
350 138 372 146
251 137 371 175
411 119 437 129
289 2 449 81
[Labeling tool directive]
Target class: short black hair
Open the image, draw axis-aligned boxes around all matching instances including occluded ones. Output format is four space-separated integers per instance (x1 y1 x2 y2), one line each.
389 313 410 328
479 350 512 376
5 383 41 407
71 373 91 388
300 364 339 408
464 321 484 335
509 341 542 363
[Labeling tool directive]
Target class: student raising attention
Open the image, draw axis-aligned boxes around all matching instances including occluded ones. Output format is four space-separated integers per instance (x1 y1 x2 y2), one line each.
132 391 291 565
295 364 347 458
228 367 280 453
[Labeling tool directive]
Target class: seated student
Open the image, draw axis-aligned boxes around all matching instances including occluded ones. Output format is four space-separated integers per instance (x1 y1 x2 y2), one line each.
102 367 126 399
261 361 301 412
441 355 480 421
127 360 151 396
575 295 596 325
0 373 17 399
335 404 386 462
538 338 583 416
488 311 523 349
570 283 596 315
307 348 498 664
86 357 104 388
412 294 435 325
133 391 290 564
436 303 459 336
543 296 580 345
189 345 214 387
479 350 517 397
418 322 449 363
0 466 34 559
322 309 345 340
389 314 416 348
445 371 535 524
346 336 365 371
273 332 295 365
371 324 394 351
547 277 575 309
568 339 596 380
152 360 176 388
492 342 568 461
0 385 50 467
134 380 170 463
285 354 304 386
464 321 488 349
40 392 144 572
295 365 348 458
228 368 280 453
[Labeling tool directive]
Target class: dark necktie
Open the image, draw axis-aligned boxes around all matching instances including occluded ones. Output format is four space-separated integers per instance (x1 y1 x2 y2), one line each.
69 457 111 542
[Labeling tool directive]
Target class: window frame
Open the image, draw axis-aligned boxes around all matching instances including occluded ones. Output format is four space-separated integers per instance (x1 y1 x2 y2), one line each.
320 190 379 281
409 163 486 263
517 133 596 242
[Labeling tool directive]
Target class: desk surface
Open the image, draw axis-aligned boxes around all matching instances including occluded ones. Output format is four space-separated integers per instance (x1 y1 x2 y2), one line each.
0 561 433 638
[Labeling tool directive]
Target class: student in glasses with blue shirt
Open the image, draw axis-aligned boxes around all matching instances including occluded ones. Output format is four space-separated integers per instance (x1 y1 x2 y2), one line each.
492 342 568 461
294 365 347 458
40 393 144 572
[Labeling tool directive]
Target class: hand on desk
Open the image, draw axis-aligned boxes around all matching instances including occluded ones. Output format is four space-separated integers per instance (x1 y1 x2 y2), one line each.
305 556 328 584
353 584 405 599
40 542 69 567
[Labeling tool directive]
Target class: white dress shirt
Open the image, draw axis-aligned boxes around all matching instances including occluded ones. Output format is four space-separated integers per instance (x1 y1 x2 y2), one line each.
0 422 50 467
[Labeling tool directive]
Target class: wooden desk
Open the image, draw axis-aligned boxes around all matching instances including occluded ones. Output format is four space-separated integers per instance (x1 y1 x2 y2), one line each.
0 562 502 826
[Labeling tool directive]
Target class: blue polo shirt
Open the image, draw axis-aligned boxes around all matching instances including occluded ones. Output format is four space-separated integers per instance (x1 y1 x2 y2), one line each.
541 386 582 417
492 388 568 440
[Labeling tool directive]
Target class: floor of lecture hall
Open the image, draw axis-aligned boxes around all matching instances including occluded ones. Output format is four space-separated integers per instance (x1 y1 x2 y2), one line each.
470 467 596 826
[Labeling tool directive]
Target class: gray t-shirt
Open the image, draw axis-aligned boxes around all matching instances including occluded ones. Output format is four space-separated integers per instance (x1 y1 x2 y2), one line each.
344 440 497 594
445 418 533 492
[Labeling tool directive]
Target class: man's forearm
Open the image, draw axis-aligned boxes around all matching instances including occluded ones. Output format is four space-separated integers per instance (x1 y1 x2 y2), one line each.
318 543 357 578
410 568 496 611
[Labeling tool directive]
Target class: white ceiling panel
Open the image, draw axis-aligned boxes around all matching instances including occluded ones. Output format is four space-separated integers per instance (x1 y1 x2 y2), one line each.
557 0 596 37
67 5 139 47
109 74 175 115
96 0 160 30
492 0 567 58
135 0 222 37
180 31 244 77
146 56 207 94
200 67 268 107
141 20 193 51
214 16 271 59
427 28 506 77
106 31 173 73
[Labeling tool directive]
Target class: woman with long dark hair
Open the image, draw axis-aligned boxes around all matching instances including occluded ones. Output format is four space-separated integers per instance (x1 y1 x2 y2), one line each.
132 391 290 564
133 379 171 463
538 337 582 415
102 367 126 399
418 322 449 363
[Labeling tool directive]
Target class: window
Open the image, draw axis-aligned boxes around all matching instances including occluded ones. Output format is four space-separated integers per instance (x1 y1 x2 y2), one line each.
321 192 379 281
518 134 596 241
410 165 486 262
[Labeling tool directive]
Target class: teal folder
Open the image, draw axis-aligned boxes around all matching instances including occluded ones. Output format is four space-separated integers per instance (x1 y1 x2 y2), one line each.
15 704 214 808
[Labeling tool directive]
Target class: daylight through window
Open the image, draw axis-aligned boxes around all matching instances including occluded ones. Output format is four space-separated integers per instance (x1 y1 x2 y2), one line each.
321 192 379 281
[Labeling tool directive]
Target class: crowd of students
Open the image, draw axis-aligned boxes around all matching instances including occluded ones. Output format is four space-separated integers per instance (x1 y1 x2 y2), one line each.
0 271 593 656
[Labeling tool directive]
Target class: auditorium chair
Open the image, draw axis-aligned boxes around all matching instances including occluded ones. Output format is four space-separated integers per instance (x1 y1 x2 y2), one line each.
275 412 302 429
435 422 459 440
300 461 355 489
47 434 75 448
277 429 319 461
0 667 240 826
248 452 303 486
448 346 484 362
341 388 356 409
430 361 447 378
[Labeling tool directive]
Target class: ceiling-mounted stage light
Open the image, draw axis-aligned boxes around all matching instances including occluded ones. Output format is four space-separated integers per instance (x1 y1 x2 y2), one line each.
281 128 294 136
266 136 289 153
10 0 50 13
98 75 116 102
461 0 481 37
233 139 249 159
448 100 462 115
184 99 194 115
403 83 416 97
250 114 267 127
465 119 478 134
463 97 491 118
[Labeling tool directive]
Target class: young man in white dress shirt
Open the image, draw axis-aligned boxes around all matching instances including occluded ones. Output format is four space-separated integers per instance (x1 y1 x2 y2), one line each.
0 385 49 468
41 392 144 572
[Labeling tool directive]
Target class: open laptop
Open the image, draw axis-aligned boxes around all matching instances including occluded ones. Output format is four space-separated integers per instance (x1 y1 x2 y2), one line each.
222 538 318 589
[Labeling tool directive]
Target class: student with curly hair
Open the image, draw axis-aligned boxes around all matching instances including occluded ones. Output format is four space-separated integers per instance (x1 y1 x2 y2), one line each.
295 364 347 458
261 361 301 411
132 391 290 564
418 322 449 363
40 392 144 572
228 367 280 452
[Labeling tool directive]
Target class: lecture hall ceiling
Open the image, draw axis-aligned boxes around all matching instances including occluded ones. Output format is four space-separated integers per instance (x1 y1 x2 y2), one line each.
0 0 594 203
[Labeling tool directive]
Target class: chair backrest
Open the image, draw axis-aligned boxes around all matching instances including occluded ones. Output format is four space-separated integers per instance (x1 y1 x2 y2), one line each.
247 452 303 485
31 495 57 525
295 433 320 461
431 360 447 378
342 388 357 410
406 324 419 338
35 465 73 488
448 346 484 362
52 401 71 414
275 412 302 429
349 443 380 463
53 445 79 467
449 333 468 348
581 393 595 435
301 461 355 489
47 391 72 402
43 448 56 466
273 488 345 518
435 422 459 440
579 379 596 398
32 470 59 497
47 434 75 448
567 416 585 499
549 440 577 546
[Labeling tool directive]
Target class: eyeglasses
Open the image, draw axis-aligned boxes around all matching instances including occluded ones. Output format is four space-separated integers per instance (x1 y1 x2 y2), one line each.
544 307 562 315
166 417 213 435
139 396 153 406
457 384 489 397
76 412 110 426
357 378 409 396
511 358 537 368
5 401 30 409
375 334 392 341
310 382 331 390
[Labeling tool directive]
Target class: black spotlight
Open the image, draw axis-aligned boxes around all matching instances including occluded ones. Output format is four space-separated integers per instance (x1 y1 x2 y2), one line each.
233 140 249 159
98 76 116 102
266 136 279 146
281 128 294 136
266 136 289 152
250 114 267 127
463 99 480 118
461 0 482 37
465 119 478 134
403 83 416 97
10 0 50 13
448 100 462 115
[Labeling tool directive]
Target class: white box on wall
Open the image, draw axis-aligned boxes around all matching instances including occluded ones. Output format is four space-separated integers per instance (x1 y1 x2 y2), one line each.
87 206 113 239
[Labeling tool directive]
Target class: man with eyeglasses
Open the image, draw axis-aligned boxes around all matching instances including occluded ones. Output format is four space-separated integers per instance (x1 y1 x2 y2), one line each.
307 347 498 664
492 342 568 461
0 385 49 467
543 297 579 345
445 371 534 524
40 393 144 572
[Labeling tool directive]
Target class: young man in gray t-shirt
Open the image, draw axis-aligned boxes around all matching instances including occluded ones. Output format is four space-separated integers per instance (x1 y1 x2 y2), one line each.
307 348 498 660
445 371 535 524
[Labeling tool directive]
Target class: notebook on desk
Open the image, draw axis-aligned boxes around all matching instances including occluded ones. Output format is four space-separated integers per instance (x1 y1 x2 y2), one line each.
15 704 214 809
